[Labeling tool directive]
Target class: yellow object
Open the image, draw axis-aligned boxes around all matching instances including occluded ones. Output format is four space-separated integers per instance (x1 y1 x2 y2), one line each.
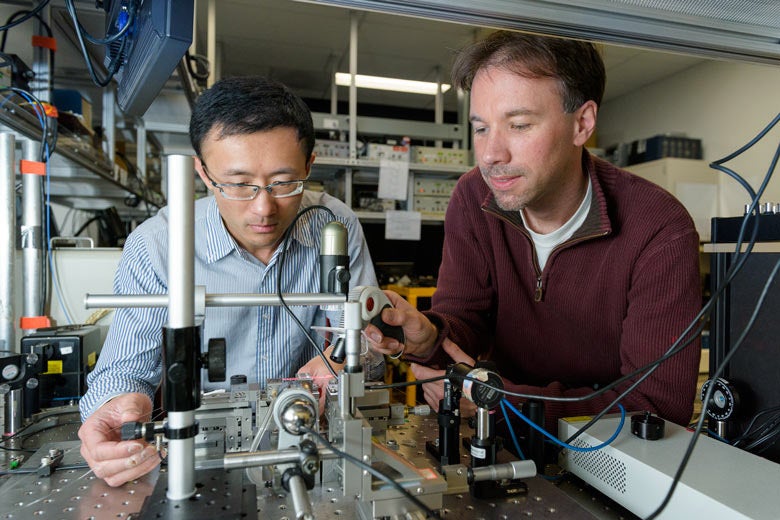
44 360 63 375
384 284 436 309
382 285 437 407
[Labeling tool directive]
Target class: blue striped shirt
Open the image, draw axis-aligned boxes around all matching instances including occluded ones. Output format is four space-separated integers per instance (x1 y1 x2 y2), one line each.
79 191 376 420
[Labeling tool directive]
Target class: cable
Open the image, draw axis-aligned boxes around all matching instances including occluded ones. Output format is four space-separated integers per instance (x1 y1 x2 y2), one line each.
64 0 138 46
646 247 780 519
0 0 50 32
276 203 339 380
302 427 440 518
502 399 625 452
499 400 526 460
1 9 53 51
64 0 129 87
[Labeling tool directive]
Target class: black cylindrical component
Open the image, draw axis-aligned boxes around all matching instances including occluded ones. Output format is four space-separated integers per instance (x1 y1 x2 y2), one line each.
230 374 247 385
523 399 546 473
162 325 201 412
437 379 461 466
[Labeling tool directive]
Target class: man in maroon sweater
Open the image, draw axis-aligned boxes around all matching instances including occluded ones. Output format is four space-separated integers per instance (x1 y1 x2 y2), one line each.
367 31 701 429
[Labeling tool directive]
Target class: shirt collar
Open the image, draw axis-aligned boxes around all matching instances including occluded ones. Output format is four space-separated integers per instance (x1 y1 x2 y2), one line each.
203 193 321 264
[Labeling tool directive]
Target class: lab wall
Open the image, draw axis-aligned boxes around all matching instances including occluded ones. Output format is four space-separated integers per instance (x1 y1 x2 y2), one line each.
599 58 780 219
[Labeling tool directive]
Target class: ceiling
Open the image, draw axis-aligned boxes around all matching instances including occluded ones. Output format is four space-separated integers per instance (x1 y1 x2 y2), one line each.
192 0 710 114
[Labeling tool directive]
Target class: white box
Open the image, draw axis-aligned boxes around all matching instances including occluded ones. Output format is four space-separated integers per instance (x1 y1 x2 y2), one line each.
412 146 469 165
366 143 410 162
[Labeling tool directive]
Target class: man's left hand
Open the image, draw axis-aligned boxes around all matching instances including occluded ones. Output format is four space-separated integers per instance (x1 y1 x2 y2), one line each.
410 338 477 417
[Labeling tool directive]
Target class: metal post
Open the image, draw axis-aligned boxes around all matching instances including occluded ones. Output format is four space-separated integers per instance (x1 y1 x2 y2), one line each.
207 0 216 87
31 4 52 104
165 154 196 500
348 12 358 160
435 66 443 148
0 133 15 352
21 139 43 329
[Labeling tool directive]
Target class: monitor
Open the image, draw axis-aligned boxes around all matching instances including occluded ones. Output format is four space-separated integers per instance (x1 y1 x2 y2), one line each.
103 0 193 116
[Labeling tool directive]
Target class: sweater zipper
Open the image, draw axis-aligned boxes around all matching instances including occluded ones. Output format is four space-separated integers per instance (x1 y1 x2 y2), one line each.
534 275 543 301
483 206 609 303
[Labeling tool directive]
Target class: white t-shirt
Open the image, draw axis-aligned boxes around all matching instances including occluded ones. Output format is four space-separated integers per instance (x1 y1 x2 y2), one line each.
522 180 592 270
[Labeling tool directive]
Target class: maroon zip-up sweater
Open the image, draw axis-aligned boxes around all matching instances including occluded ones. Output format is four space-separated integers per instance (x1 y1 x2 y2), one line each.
419 151 702 428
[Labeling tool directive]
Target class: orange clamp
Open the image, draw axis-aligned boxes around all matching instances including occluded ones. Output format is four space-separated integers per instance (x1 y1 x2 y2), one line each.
20 160 46 176
32 35 57 52
20 316 52 330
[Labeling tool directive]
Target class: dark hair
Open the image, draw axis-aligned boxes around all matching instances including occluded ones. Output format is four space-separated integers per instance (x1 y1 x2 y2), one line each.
189 76 315 159
451 31 605 112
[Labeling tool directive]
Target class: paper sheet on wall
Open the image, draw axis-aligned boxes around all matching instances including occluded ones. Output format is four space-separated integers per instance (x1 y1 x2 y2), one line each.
377 159 409 200
385 210 421 241
675 182 718 242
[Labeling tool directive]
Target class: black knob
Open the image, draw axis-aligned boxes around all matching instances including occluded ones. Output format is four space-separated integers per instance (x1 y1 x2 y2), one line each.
121 421 143 441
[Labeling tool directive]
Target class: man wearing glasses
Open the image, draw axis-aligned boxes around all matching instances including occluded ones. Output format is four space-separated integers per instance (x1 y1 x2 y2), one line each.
77 76 377 486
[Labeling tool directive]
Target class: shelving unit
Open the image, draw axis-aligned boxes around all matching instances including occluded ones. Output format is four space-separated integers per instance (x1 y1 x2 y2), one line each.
0 96 163 219
311 155 469 223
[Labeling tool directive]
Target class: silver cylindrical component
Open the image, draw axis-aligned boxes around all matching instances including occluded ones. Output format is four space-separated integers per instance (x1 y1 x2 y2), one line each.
167 155 194 329
0 133 15 352
223 446 338 470
85 292 346 309
164 155 196 501
287 473 315 520
475 406 490 440
470 460 536 482
3 388 22 435
166 410 196 500
21 139 43 325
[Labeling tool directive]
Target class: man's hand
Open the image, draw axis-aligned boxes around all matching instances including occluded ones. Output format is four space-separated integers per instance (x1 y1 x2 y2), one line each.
298 350 343 416
78 393 160 487
410 338 478 417
364 290 438 359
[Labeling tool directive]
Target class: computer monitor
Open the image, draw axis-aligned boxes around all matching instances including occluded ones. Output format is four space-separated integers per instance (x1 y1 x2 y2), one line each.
103 0 193 116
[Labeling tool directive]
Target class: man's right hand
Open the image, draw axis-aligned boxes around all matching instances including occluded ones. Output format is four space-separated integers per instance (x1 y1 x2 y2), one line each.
78 393 160 487
364 290 439 359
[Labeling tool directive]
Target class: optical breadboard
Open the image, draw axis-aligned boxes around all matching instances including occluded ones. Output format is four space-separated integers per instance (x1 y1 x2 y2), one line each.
558 414 780 519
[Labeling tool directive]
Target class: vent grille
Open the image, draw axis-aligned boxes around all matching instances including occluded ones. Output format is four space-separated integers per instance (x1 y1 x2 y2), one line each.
607 0 780 30
569 439 627 494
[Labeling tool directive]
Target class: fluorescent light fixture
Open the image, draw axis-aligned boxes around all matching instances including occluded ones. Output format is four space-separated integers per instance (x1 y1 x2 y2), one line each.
335 72 451 95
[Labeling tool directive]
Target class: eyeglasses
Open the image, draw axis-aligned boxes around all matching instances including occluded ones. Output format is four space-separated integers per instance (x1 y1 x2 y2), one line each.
200 160 306 201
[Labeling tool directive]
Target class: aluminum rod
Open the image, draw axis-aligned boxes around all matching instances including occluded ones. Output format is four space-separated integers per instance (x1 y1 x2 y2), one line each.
0 133 16 352
167 155 194 328
84 292 347 309
21 139 43 323
223 446 338 471
164 154 196 500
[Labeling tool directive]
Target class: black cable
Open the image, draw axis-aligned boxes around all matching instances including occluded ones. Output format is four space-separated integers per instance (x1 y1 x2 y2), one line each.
1 9 53 51
302 427 440 518
64 0 128 88
185 50 210 81
733 406 780 447
0 0 50 32
64 0 138 46
276 203 339 380
73 214 101 237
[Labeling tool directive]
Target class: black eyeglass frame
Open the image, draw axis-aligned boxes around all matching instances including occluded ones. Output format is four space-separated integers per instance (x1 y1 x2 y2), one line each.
199 159 308 200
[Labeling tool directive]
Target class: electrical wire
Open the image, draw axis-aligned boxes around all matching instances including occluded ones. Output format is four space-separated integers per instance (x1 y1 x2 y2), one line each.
64 0 129 87
276 203 340 380
1 9 53 51
502 399 626 452
64 0 138 46
302 427 440 518
0 0 50 32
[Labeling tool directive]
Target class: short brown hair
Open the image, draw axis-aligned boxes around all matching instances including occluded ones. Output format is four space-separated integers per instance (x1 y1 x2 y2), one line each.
451 31 605 112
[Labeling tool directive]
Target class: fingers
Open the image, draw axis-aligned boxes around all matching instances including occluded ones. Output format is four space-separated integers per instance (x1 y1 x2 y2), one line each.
441 338 475 365
78 393 157 486
90 445 161 487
